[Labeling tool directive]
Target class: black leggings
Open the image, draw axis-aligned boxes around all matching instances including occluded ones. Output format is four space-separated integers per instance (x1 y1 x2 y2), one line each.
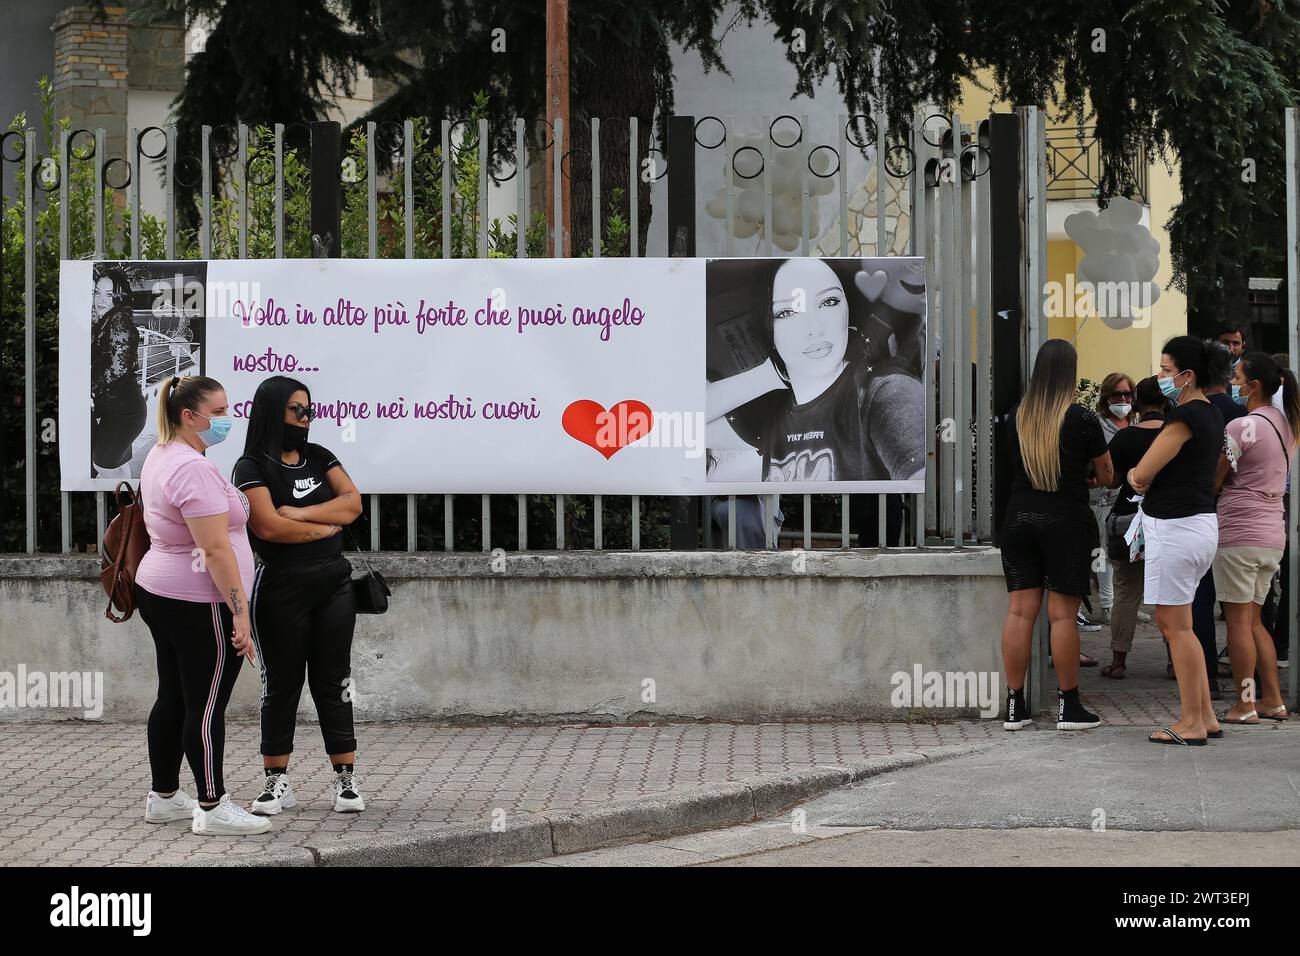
250 554 357 758
135 584 244 803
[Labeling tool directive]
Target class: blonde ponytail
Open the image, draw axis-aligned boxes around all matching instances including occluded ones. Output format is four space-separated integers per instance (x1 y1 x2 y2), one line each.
1017 339 1079 492
157 375 224 443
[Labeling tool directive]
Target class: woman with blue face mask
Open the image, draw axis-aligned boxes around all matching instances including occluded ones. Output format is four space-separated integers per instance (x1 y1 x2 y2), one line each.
1214 352 1298 724
1128 337 1225 745
133 375 271 835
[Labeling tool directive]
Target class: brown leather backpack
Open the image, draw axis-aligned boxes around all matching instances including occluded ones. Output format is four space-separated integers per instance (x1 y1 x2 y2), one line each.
100 481 150 622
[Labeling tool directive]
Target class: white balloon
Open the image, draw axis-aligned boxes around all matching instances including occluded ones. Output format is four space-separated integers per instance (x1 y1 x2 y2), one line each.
771 195 799 235
736 188 763 224
772 230 800 252
1133 252 1159 282
809 174 835 197
1064 210 1100 244
1107 196 1144 226
704 188 727 220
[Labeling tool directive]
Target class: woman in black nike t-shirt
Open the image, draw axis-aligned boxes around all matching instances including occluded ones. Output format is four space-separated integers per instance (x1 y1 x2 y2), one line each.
232 376 367 815
706 257 925 484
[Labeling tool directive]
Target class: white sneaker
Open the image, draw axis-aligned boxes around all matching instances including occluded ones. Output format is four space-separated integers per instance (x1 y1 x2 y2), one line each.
250 772 297 816
191 794 272 835
145 789 198 824
333 770 366 813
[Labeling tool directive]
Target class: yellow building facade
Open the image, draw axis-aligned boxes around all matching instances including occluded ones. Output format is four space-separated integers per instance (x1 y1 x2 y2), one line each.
958 77 1187 388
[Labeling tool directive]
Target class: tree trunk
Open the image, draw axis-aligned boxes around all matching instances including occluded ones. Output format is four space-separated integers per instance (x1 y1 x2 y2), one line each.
569 26 660 256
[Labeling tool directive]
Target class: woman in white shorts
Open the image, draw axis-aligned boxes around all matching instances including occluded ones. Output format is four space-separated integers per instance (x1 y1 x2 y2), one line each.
1129 336 1225 746
1213 351 1298 724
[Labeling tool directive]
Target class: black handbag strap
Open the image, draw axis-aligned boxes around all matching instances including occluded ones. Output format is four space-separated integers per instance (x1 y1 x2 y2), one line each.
344 525 378 576
1248 411 1289 472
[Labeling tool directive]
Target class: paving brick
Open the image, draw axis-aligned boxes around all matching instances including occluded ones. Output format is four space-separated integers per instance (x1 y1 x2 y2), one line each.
0 710 1066 866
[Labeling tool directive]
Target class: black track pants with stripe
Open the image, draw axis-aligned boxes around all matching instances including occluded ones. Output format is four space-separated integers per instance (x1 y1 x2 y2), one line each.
135 584 245 803
249 554 358 758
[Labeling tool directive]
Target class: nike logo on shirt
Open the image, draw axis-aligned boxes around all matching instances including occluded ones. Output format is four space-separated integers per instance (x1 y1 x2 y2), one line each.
292 478 323 499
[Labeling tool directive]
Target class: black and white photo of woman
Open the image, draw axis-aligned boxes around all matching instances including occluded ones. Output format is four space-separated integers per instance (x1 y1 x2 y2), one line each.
90 265 147 479
706 257 926 484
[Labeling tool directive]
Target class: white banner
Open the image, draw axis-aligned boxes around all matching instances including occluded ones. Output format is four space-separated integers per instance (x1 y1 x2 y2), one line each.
59 256 926 495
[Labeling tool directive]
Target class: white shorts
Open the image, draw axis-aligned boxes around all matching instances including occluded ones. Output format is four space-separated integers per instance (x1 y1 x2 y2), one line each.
1142 512 1218 606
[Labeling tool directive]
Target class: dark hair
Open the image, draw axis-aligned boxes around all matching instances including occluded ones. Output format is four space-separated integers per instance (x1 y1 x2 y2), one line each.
243 375 311 458
1216 322 1245 340
1133 375 1166 412
92 266 132 310
753 258 871 385
1161 335 1210 389
1240 351 1300 442
158 375 224 443
1204 340 1233 389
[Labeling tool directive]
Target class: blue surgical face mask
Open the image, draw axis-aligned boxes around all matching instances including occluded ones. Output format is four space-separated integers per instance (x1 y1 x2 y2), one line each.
1231 383 1252 406
1157 372 1183 399
194 411 233 447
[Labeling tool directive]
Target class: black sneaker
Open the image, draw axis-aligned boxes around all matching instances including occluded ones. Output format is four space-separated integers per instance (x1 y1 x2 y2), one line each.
1003 689 1033 731
1057 689 1102 730
1075 610 1102 632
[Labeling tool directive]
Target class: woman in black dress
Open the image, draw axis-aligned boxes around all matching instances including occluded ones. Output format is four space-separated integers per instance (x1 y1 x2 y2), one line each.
999 340 1113 731
90 267 146 478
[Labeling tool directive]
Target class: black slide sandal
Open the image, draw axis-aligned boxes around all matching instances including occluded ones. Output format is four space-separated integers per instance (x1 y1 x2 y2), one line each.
1149 727 1207 746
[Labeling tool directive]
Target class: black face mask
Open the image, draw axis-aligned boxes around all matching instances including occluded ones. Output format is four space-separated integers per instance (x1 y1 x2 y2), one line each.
282 423 309 454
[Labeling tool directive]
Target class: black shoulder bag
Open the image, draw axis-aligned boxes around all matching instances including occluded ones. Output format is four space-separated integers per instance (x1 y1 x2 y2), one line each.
345 527 391 615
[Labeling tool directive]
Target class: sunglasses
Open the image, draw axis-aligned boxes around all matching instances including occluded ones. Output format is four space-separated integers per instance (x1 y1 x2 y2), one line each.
1110 390 1134 400
287 402 315 421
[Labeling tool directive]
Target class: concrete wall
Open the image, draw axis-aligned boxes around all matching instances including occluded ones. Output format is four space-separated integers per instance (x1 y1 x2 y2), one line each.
0 549 1005 723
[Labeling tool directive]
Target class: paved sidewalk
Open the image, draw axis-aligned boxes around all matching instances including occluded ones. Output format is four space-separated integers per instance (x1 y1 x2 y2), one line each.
0 719 1000 866
0 609 1273 867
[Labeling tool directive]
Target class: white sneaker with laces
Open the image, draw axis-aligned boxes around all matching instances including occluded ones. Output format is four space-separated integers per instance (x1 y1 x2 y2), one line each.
333 770 365 813
191 794 272 835
250 772 296 816
145 789 198 824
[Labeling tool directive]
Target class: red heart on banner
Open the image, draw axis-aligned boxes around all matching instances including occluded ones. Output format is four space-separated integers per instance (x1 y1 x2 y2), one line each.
562 400 654 459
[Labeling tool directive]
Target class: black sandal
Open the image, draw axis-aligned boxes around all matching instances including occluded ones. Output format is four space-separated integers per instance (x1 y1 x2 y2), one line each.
1149 727 1207 746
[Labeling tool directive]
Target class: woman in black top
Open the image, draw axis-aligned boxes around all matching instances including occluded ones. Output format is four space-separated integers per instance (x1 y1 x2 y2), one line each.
1101 376 1167 678
999 340 1113 732
232 376 367 813
90 266 146 478
1129 336 1225 745
705 258 925 482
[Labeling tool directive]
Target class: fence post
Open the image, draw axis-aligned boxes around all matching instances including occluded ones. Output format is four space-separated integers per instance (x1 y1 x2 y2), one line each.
24 129 36 553
989 113 1022 549
667 114 699 550
309 121 341 258
1285 107 1299 709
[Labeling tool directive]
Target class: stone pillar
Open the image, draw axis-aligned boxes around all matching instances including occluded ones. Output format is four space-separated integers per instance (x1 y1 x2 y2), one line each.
52 3 130 160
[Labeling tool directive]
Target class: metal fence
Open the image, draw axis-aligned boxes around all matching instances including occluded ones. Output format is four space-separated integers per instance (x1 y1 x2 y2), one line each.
2 106 1025 556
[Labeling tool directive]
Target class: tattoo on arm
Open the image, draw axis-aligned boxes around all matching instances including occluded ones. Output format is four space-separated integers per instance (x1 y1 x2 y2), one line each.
229 588 244 615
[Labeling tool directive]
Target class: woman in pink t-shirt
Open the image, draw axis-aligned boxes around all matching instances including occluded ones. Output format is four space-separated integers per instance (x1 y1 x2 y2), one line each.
133 375 270 836
1213 352 1300 724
